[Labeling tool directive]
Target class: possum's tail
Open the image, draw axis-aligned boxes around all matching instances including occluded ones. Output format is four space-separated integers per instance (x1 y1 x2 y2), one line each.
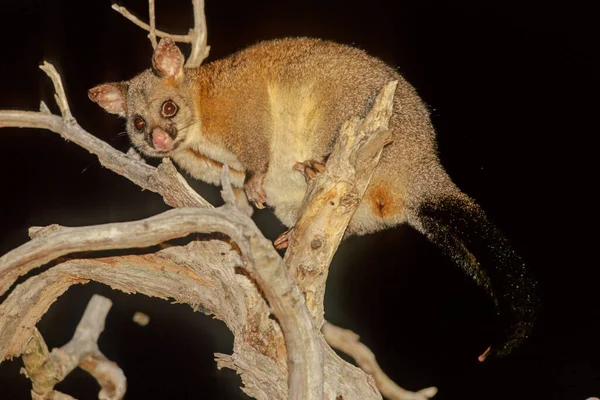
406 182 538 360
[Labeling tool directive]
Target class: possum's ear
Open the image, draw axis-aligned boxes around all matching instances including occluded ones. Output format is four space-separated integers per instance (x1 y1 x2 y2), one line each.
152 38 185 82
88 82 128 117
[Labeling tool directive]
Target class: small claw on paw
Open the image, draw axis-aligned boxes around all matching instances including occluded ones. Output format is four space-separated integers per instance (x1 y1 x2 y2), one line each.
244 172 267 209
293 160 326 183
253 200 266 209
274 229 293 250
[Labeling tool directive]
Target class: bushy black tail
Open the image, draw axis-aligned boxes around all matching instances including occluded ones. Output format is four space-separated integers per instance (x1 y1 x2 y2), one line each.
408 193 538 359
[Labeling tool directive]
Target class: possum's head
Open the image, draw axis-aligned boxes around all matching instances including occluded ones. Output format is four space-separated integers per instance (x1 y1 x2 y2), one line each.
88 38 198 158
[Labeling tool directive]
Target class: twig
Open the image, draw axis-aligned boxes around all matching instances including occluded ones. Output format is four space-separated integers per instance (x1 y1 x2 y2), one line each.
186 0 210 67
322 322 437 400
148 0 157 49
21 295 126 400
0 62 213 210
80 353 127 400
111 4 191 42
38 62 73 122
111 0 210 66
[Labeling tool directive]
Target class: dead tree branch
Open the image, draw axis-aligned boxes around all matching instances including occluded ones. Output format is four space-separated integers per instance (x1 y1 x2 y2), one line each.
322 322 438 400
0 231 381 399
0 185 323 399
112 0 210 66
21 295 125 400
0 62 212 210
186 0 210 67
148 0 158 49
110 4 191 42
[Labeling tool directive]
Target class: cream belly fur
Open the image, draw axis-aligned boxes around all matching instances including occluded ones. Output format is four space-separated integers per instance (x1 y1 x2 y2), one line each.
262 82 323 227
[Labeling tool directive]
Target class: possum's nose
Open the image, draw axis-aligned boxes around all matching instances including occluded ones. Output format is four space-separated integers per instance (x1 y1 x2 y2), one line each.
151 127 174 151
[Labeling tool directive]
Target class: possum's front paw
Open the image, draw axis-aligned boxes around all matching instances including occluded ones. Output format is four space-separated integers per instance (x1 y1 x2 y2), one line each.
273 228 293 250
293 160 326 183
244 172 267 209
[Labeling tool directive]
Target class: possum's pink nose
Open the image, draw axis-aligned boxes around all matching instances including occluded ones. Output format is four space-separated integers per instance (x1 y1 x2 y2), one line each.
152 127 174 151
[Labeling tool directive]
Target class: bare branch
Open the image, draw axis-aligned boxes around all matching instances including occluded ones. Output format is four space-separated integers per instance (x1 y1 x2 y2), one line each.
39 101 51 115
0 248 230 363
0 111 214 210
148 0 158 49
0 204 323 399
1 61 214 209
80 353 127 400
21 330 61 397
322 322 437 400
21 295 126 400
111 4 191 42
38 62 73 122
283 81 397 327
111 1 210 66
185 0 211 67
1 240 381 399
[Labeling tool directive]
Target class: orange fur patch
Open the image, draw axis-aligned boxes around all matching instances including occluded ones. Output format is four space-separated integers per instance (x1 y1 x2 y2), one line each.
164 77 178 88
367 184 402 219
197 91 233 143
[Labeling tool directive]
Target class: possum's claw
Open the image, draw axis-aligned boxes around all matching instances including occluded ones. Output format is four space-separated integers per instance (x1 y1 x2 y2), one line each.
294 160 326 183
244 172 267 209
274 228 293 250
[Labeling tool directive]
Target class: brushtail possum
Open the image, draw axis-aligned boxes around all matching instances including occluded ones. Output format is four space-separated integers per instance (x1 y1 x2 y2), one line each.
89 37 537 360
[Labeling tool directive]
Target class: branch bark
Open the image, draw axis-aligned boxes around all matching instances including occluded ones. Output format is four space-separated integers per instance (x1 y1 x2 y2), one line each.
0 194 323 399
0 235 381 399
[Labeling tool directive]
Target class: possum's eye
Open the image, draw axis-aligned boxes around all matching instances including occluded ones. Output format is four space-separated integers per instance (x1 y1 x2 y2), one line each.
161 100 178 118
133 116 146 132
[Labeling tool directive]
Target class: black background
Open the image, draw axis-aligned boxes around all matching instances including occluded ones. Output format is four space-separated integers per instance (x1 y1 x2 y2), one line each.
1 0 598 399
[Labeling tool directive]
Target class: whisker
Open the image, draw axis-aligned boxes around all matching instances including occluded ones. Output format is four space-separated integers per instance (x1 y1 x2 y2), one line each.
81 163 93 174
109 131 130 143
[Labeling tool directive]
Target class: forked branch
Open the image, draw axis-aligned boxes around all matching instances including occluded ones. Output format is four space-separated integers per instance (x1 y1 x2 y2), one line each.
21 295 125 400
112 0 210 66
0 176 323 399
0 62 211 210
323 322 438 400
